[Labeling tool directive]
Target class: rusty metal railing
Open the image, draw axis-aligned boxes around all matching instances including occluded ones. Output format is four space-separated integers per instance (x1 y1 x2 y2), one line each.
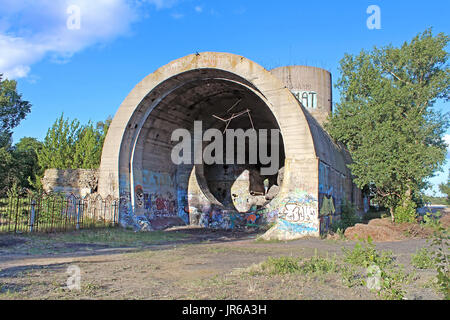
0 191 118 233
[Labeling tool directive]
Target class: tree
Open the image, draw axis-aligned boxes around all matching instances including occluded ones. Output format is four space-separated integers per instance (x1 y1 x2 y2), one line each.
439 170 450 204
12 137 43 188
325 29 450 221
38 114 110 171
0 74 31 148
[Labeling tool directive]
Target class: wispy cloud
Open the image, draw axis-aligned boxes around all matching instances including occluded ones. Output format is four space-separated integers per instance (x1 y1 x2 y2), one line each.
444 133 450 158
195 6 203 13
0 0 177 79
171 12 184 19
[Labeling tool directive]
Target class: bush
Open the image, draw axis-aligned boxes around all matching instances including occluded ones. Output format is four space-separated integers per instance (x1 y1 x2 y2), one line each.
393 197 417 223
342 238 394 269
331 199 360 232
260 256 301 275
428 225 449 299
411 248 435 269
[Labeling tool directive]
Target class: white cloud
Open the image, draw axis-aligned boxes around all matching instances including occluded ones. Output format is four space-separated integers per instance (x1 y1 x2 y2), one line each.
444 134 450 149
195 6 203 13
0 0 177 79
171 12 184 19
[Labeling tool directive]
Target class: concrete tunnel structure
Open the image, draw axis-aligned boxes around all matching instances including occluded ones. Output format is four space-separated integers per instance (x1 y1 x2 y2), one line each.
97 52 362 240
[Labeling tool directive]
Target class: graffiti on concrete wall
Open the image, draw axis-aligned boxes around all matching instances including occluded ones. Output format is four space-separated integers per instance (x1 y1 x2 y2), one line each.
292 90 318 109
177 189 190 224
259 189 319 236
145 192 176 217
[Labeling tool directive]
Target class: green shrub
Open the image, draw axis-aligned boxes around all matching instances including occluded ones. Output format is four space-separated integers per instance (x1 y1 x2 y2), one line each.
393 197 417 223
377 266 409 300
260 256 301 275
411 248 435 269
301 253 339 275
342 238 394 269
428 225 449 299
422 211 442 230
331 199 360 232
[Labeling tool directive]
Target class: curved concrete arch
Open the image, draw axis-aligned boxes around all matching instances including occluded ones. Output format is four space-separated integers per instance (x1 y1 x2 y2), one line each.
98 52 325 237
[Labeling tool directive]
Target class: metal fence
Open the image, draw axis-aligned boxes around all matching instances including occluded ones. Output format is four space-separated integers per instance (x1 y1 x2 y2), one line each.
0 192 119 233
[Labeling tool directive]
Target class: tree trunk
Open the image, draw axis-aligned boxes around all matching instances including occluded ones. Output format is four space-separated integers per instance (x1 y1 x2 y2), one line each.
390 207 395 223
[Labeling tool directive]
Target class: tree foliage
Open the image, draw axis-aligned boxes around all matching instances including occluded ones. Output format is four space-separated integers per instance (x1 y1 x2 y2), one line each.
325 29 450 220
38 114 110 171
0 74 31 148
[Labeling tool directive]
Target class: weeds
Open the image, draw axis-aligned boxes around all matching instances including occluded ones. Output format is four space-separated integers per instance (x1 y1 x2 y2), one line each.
342 237 394 269
260 256 301 275
428 224 449 299
411 248 435 269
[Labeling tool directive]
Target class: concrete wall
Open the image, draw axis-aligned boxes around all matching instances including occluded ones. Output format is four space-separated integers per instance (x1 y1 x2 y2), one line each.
98 52 362 239
271 66 332 126
41 169 99 197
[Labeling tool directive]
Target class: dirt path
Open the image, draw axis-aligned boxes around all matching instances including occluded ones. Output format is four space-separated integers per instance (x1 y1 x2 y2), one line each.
0 227 442 300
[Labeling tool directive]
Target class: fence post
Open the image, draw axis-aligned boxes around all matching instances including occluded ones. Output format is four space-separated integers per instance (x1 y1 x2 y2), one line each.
29 200 36 232
76 200 81 230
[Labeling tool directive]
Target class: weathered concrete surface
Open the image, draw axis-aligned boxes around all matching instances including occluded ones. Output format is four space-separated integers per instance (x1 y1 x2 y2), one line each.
97 52 362 238
41 169 98 197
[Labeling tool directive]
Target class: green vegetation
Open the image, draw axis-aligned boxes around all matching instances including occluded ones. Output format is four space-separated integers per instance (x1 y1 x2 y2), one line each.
250 241 413 300
49 228 190 246
0 75 37 191
428 224 449 299
331 199 360 232
325 28 450 222
0 74 111 191
342 238 394 269
393 196 417 223
411 248 435 269
0 74 31 148
259 253 339 276
342 239 410 300
37 114 110 172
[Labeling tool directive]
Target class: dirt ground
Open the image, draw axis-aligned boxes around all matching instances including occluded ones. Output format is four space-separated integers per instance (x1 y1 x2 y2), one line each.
0 225 445 300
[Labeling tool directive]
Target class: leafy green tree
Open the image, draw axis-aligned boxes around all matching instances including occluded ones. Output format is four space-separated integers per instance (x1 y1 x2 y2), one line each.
325 29 450 221
0 74 31 148
38 114 82 170
12 137 43 188
38 114 110 171
0 146 15 191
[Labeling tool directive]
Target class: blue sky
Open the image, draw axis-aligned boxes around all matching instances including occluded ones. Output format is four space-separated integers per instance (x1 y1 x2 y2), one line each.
1 0 449 195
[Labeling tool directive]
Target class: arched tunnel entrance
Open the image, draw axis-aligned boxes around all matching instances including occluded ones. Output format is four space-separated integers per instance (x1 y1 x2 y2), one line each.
129 69 285 229
98 52 328 238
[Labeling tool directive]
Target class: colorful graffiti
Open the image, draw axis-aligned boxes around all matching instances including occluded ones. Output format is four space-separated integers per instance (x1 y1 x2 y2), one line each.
277 190 317 224
177 189 190 224
277 219 318 234
261 189 320 237
145 192 176 218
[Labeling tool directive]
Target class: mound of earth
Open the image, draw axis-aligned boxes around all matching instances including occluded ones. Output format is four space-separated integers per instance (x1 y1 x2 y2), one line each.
344 218 434 242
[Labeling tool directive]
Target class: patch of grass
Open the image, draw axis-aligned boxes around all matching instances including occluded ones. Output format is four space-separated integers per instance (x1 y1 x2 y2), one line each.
342 238 394 269
411 248 435 269
26 227 190 247
340 265 363 288
254 237 286 243
301 253 339 275
256 252 339 277
260 256 302 275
